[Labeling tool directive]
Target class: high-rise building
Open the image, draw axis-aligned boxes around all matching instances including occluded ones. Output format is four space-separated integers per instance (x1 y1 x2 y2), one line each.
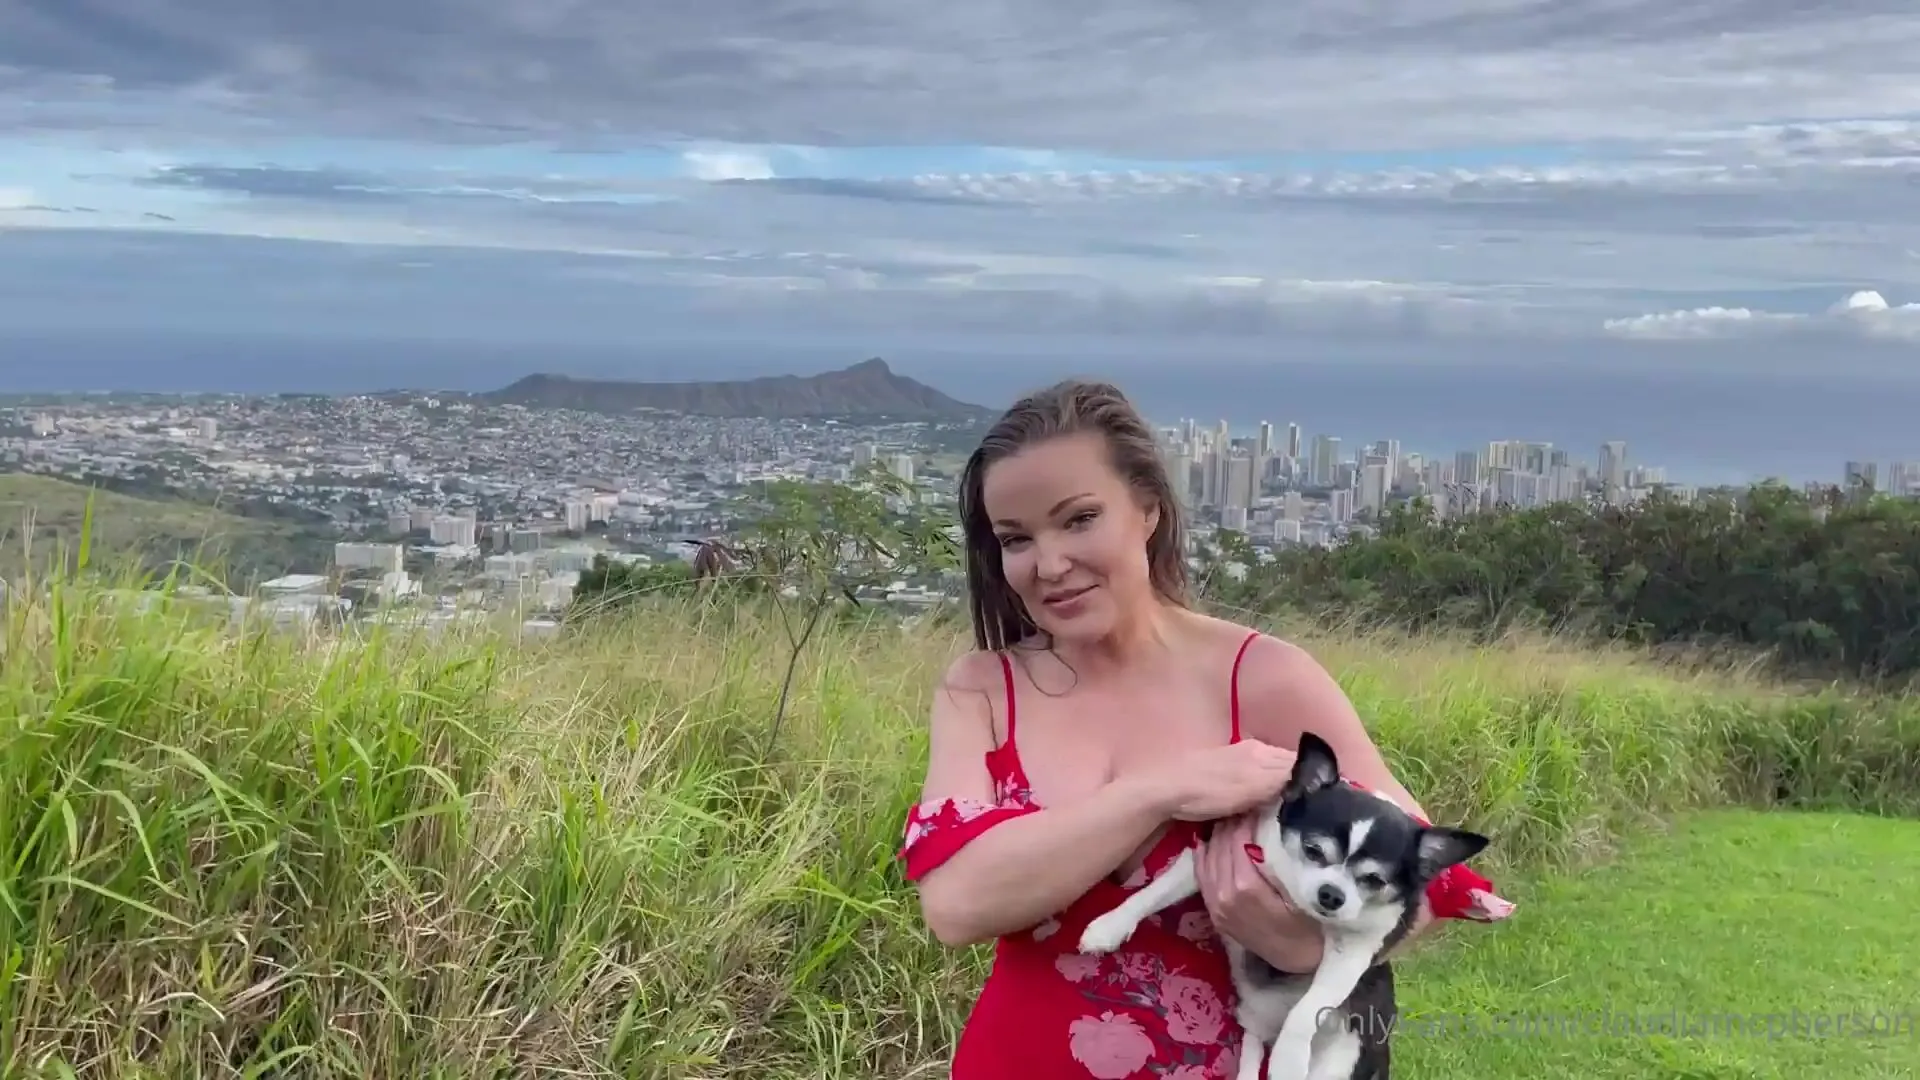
1328 488 1354 523
1453 450 1481 488
1598 441 1627 499
1889 461 1919 497
1359 456 1390 516
1226 454 1255 511
1370 440 1401 488
1310 435 1341 487
1845 461 1878 494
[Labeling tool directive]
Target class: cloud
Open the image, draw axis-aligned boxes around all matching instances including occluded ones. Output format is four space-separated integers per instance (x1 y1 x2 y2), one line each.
137 164 404 201
680 147 774 181
11 1 1920 501
1604 290 1920 342
4 122 1919 349
5 2 1920 359
4 1 1920 156
0 219 1539 345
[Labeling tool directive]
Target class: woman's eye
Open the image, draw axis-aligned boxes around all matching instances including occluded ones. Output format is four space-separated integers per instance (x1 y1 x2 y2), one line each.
1069 510 1099 527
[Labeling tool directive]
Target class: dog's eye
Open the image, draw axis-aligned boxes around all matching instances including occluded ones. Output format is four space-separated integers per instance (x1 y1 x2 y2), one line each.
1302 843 1329 863
1356 873 1386 891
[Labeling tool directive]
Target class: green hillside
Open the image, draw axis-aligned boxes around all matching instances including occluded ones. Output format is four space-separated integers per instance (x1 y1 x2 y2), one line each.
1 583 1913 1078
0 473 330 586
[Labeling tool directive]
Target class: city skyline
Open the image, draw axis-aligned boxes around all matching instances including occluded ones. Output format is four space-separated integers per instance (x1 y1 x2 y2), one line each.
1143 413 1890 497
2 385 1911 636
3 367 1907 495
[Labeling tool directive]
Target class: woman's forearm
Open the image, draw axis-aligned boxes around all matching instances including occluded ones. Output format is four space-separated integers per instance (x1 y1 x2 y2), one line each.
1378 901 1439 961
915 773 1174 946
1245 899 1436 972
1244 919 1325 973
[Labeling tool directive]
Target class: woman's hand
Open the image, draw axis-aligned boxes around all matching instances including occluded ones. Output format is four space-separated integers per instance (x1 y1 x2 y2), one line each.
1194 812 1324 973
1142 740 1299 821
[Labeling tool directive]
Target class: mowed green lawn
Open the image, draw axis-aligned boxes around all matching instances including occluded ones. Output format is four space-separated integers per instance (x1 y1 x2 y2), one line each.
1392 810 1917 1079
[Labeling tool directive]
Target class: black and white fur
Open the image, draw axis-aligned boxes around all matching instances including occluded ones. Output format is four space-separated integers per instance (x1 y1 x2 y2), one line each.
1076 732 1490 1080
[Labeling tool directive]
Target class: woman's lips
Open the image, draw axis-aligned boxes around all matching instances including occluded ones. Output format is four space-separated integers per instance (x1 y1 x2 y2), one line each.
1042 584 1095 611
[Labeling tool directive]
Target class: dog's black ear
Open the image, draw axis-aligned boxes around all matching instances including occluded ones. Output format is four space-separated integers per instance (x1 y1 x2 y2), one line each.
1286 731 1340 798
1413 826 1490 881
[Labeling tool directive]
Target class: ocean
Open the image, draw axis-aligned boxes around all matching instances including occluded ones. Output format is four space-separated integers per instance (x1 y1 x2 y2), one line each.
0 327 1912 489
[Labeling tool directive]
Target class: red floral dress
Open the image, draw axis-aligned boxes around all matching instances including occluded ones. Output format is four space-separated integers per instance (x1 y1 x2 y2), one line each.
899 633 1516 1079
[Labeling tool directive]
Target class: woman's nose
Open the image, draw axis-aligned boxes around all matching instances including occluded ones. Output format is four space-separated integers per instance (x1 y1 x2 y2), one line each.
1035 535 1072 578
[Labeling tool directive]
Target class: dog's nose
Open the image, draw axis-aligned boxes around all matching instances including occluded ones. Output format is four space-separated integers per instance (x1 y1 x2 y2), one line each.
1316 884 1346 912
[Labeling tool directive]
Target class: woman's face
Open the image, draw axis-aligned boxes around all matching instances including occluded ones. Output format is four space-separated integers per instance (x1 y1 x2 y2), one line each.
981 432 1161 644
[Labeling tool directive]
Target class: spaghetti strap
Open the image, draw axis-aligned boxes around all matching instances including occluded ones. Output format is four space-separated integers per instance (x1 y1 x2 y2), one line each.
1228 630 1260 743
997 651 1018 749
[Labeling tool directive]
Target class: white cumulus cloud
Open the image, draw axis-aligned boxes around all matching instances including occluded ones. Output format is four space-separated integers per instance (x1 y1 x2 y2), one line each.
1604 289 1920 342
681 147 776 182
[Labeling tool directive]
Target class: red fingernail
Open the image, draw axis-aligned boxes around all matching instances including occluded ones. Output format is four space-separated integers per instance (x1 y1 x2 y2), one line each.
1243 843 1265 863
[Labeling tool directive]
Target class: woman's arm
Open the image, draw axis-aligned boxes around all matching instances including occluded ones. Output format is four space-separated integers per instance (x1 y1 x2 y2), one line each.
1229 634 1446 955
908 652 1175 947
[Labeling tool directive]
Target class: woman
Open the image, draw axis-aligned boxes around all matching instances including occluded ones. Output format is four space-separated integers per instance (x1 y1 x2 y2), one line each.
899 379 1512 1078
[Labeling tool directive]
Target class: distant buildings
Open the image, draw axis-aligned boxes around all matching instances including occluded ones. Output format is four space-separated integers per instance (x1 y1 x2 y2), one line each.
1157 419 1685 554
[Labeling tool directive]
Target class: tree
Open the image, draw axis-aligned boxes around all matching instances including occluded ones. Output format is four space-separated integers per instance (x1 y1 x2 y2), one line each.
571 555 697 613
1252 481 1920 682
729 462 959 739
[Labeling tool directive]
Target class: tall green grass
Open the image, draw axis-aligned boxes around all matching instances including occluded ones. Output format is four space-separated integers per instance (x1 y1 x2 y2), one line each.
2 579 1917 1078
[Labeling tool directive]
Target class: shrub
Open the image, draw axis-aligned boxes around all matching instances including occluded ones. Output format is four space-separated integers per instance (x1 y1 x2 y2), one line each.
1225 483 1920 683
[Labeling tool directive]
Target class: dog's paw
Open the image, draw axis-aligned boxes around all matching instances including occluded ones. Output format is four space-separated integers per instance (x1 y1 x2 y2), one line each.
1077 912 1139 955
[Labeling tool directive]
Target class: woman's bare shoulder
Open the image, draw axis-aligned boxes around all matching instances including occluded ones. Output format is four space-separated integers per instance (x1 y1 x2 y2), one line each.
1173 612 1327 689
1179 609 1279 653
936 648 1004 694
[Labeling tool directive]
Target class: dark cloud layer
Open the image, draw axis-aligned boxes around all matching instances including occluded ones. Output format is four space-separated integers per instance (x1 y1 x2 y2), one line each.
4 1 1920 153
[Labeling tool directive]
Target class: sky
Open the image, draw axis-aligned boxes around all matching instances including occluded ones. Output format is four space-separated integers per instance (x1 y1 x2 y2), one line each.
5 0 1920 460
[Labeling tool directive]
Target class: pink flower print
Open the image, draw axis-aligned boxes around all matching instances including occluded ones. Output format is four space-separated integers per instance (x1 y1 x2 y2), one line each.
1160 973 1227 1045
993 774 1034 806
902 815 933 849
1206 1044 1240 1078
1068 1013 1155 1079
1032 916 1061 941
1466 888 1518 920
903 797 1000 851
1055 954 1102 982
948 797 996 824
1175 911 1214 943
1120 953 1157 981
1164 1066 1211 1080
